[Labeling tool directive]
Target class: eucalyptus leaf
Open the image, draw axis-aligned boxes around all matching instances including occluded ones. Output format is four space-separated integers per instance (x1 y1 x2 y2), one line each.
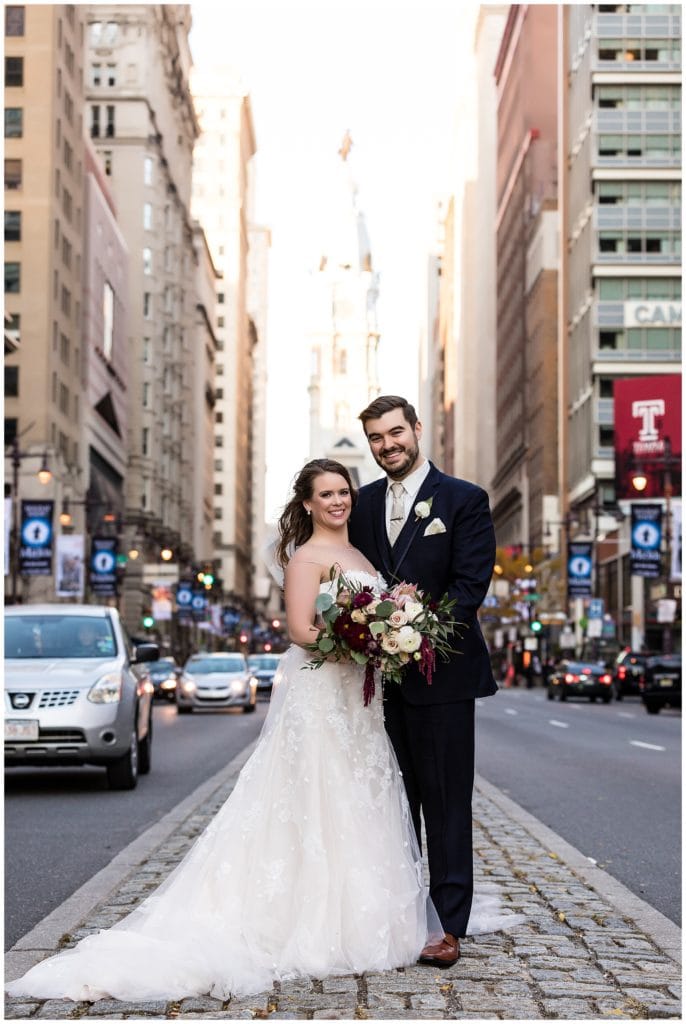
350 650 369 665
315 593 334 612
318 636 335 653
374 600 395 618
369 620 387 635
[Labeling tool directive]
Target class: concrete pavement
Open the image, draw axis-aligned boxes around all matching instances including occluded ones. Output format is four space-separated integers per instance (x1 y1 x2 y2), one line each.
5 740 681 1021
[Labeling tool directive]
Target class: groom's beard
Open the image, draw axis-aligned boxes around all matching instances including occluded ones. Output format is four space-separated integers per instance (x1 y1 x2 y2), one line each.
375 440 420 480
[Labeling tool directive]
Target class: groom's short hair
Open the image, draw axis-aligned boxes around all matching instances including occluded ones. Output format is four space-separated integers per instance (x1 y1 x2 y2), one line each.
358 395 419 432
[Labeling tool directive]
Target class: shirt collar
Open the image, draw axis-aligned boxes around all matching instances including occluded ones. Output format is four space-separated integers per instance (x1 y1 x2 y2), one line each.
385 458 430 502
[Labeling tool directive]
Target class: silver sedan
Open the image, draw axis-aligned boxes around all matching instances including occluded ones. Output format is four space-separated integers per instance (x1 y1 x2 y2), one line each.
177 653 257 714
4 604 158 789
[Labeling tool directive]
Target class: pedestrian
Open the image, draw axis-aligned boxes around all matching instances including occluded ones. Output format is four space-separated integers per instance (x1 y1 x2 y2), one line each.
349 395 498 968
6 458 517 1004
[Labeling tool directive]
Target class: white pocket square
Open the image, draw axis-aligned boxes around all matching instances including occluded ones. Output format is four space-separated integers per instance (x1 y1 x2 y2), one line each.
423 517 447 536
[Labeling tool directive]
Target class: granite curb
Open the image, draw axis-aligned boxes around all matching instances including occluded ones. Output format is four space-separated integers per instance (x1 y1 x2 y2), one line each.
5 744 682 1021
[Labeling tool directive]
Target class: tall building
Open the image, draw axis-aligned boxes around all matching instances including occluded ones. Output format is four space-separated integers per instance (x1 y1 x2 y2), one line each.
307 135 381 486
4 4 87 602
492 5 559 548
190 67 258 605
83 5 203 629
562 3 682 646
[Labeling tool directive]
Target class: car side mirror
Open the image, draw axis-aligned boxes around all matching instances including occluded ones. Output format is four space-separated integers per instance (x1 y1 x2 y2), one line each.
132 642 159 664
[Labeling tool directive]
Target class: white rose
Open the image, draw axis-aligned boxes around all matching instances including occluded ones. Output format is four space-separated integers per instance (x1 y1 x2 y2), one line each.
403 601 424 623
351 608 368 624
397 626 422 653
388 609 408 628
414 500 431 519
381 632 401 654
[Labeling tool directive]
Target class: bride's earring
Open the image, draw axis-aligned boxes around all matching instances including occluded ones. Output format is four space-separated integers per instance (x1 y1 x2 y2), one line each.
304 507 311 516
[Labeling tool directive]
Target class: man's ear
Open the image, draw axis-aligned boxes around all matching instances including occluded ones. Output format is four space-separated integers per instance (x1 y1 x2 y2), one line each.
415 420 423 441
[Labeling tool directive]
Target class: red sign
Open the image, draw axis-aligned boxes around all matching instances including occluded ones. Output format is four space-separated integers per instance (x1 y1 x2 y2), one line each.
614 375 681 499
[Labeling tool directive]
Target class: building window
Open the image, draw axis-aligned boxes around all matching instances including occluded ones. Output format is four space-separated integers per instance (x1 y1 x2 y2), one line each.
143 336 151 364
102 150 112 176
143 247 152 274
6 312 20 345
61 285 71 316
143 292 152 318
142 427 149 456
217 292 225 304
59 382 69 415
214 459 223 471
4 365 19 397
143 202 152 230
215 434 223 448
4 262 20 293
107 63 116 86
599 426 614 448
5 6 25 36
142 382 150 407
4 107 22 137
598 378 614 399
62 188 72 222
5 417 18 444
91 62 101 87
103 280 114 360
106 105 115 137
60 333 69 365
215 411 223 424
63 139 73 172
61 236 72 269
217 315 225 328
4 210 20 241
5 56 23 87
90 105 100 138
63 89 73 124
144 156 153 185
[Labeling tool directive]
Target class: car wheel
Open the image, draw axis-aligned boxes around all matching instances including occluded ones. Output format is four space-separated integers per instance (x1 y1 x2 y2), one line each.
644 700 661 715
547 689 554 701
589 696 597 703
615 689 623 702
602 693 612 704
559 689 566 702
106 730 139 790
138 712 152 775
177 705 193 715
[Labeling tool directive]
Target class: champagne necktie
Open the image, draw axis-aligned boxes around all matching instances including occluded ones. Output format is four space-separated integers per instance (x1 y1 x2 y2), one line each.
388 481 406 546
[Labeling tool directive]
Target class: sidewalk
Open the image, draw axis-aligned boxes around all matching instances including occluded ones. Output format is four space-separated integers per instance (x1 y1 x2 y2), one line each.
5 741 681 1021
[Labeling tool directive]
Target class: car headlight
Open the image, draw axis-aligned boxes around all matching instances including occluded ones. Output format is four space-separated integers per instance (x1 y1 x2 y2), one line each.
88 672 123 704
160 677 176 689
180 678 197 694
230 678 247 695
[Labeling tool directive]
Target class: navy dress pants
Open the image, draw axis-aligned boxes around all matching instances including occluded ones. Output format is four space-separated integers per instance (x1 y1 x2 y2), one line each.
383 682 475 938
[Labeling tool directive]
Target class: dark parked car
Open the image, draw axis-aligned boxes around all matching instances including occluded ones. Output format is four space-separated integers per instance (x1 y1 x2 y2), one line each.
639 654 681 714
612 649 658 700
147 657 181 701
547 659 614 703
247 654 282 699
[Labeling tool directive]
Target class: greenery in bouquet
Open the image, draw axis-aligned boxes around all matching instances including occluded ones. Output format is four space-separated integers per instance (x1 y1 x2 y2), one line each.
305 571 465 706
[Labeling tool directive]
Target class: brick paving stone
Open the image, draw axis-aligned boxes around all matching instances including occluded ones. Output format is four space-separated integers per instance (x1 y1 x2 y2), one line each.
35 999 79 1018
311 1010 358 1019
83 999 169 1015
319 977 358 995
177 996 224 1012
541 998 600 1018
5 1003 41 1019
408 992 448 1010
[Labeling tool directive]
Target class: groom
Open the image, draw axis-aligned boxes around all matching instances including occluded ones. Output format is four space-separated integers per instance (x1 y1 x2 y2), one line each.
348 395 497 968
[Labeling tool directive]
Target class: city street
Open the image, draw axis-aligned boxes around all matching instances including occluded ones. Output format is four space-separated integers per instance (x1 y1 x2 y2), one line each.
4 700 268 950
475 686 681 925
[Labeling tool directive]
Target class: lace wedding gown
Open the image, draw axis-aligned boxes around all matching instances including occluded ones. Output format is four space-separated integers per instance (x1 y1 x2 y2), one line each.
7 572 437 1001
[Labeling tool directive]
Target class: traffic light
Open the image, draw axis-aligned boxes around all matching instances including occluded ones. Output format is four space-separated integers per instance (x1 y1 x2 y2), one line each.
530 619 543 633
142 614 154 630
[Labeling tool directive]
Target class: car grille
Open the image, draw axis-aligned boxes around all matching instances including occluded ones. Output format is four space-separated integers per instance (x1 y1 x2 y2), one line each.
38 727 87 742
38 690 80 709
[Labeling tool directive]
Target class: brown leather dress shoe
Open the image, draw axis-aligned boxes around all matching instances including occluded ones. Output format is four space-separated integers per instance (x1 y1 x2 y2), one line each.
417 932 460 968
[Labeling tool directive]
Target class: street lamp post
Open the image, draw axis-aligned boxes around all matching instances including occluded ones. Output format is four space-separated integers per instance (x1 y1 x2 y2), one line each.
8 436 52 604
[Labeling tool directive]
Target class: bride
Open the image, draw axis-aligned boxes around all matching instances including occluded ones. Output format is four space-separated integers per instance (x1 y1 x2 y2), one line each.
7 458 519 1002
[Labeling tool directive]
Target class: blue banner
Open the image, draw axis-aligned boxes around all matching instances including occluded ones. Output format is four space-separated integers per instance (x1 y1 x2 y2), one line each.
567 541 593 598
90 536 118 596
630 504 663 579
19 500 54 576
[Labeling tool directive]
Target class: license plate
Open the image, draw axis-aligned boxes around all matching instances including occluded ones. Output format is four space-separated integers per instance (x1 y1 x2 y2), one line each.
5 719 39 741
659 678 675 688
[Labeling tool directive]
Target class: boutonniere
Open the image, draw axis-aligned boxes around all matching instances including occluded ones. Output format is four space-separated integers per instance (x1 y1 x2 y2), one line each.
414 497 434 522
423 517 447 536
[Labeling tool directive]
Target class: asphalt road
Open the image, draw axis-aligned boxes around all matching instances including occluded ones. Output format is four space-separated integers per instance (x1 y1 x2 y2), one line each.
5 699 268 950
475 685 681 925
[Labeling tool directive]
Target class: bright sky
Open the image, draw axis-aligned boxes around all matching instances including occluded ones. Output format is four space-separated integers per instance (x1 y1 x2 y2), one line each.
189 0 479 521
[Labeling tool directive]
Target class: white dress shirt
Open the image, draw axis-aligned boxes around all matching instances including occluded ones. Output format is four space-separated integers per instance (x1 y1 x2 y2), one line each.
385 459 431 537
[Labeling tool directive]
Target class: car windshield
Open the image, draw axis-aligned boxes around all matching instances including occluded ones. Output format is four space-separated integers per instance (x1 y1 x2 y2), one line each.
248 656 280 670
148 661 176 676
646 655 681 669
186 658 246 674
566 662 601 674
4 614 117 659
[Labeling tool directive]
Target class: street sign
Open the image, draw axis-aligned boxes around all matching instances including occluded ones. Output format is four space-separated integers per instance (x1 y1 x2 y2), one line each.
568 542 593 597
630 504 662 578
588 598 604 619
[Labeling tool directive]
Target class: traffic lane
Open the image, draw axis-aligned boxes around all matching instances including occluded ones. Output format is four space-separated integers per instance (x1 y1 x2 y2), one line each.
475 689 681 925
5 700 268 950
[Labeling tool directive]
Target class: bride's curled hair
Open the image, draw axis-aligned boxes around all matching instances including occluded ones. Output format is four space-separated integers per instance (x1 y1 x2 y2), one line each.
276 459 357 568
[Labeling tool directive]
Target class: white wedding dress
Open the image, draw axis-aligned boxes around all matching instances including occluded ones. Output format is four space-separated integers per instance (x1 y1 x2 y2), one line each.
7 571 520 1002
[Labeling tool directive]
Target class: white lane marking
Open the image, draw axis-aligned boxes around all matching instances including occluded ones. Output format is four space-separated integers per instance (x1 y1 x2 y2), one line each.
617 711 636 719
505 708 518 715
630 740 666 752
549 720 569 729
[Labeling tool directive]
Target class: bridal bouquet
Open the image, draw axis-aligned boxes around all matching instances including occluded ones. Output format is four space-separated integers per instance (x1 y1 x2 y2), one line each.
305 572 463 706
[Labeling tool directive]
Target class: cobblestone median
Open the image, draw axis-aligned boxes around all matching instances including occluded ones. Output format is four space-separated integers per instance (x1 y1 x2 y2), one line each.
5 773 681 1020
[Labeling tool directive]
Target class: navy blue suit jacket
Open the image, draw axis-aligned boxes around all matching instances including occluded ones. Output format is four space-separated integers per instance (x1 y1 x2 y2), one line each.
348 462 498 705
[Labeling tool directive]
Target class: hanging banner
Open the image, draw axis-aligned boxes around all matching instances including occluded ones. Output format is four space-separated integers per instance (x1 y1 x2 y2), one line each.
567 542 593 598
151 580 173 622
90 536 118 596
175 581 193 622
5 496 12 576
630 504 662 579
614 375 681 500
56 534 85 598
19 499 54 576
670 501 681 583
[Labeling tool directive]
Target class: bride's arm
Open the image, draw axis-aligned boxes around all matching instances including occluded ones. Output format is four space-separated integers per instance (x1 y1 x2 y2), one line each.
284 559 324 647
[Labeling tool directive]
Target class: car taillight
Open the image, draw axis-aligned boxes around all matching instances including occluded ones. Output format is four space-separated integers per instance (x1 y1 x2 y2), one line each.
564 673 578 683
618 667 626 679
600 674 612 685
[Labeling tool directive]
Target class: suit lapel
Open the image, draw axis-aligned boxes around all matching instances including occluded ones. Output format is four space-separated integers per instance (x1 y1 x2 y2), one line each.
369 479 394 581
391 463 442 578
